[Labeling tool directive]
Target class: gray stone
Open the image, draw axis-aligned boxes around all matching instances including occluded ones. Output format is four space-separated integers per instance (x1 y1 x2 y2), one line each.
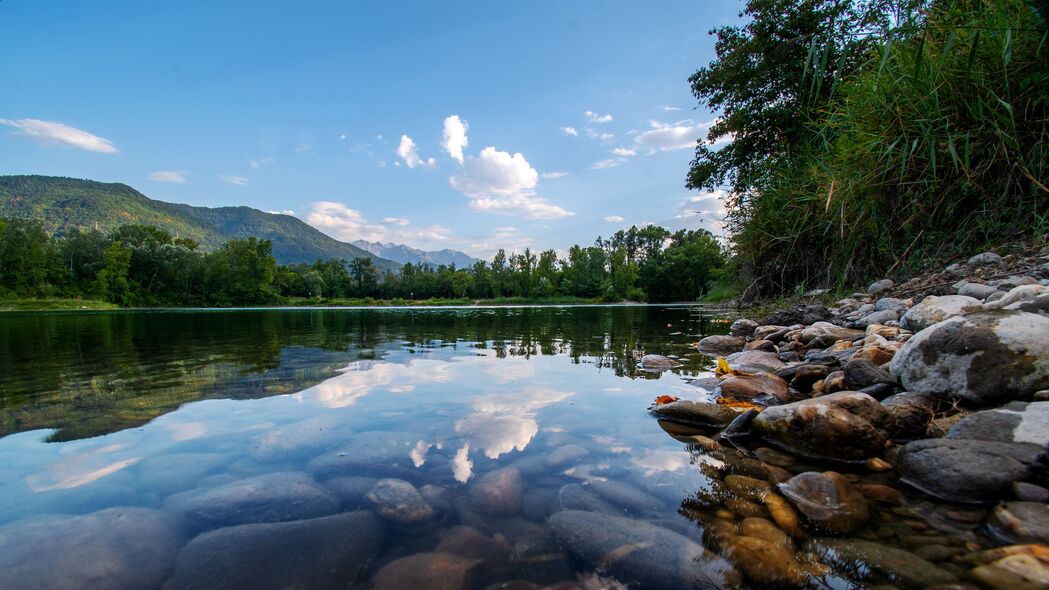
545 444 589 467
766 304 831 326
371 552 481 590
968 252 1002 265
548 511 737 590
984 284 1049 309
799 322 865 346
251 414 351 461
723 350 785 373
854 309 899 328
947 402 1049 447
990 502 1049 544
173 511 384 590
875 297 910 312
1013 482 1049 503
649 400 739 429
698 335 746 353
0 507 182 590
890 310 1049 405
469 467 525 516
583 480 664 514
165 471 340 529
897 438 1044 503
556 483 622 515
729 318 759 337
868 279 895 295
958 282 999 300
844 358 895 390
639 354 681 369
306 430 416 478
810 539 956 587
901 295 981 331
778 471 869 534
323 475 378 507
133 452 229 496
752 392 891 462
881 392 940 440
366 478 434 523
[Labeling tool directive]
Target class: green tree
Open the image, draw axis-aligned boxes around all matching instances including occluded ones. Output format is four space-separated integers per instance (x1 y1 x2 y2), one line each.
94 243 133 304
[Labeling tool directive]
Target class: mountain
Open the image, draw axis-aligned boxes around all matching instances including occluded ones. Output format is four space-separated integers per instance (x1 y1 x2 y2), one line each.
0 175 397 269
351 240 479 268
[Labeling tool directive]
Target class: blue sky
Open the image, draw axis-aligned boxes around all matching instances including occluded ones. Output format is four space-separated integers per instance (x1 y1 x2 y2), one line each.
0 1 737 258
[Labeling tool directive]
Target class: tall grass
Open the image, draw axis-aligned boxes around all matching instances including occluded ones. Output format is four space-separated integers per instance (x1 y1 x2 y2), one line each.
734 0 1048 295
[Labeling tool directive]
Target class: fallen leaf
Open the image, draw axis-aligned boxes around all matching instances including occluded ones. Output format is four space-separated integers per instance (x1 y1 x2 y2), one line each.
716 397 763 411
653 395 679 405
715 356 754 378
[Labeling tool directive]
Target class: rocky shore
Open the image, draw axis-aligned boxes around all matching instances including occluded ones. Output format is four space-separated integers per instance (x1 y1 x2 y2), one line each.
648 249 1049 589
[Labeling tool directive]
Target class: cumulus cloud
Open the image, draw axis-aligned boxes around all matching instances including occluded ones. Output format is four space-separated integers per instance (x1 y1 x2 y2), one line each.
611 147 636 157
675 189 730 236
396 134 436 169
589 157 627 170
585 110 614 123
0 118 118 153
220 174 248 185
541 171 569 179
382 217 410 226
305 201 454 247
442 115 469 164
634 118 722 153
267 209 296 215
449 146 573 219
149 170 186 184
604 215 624 222
560 126 579 137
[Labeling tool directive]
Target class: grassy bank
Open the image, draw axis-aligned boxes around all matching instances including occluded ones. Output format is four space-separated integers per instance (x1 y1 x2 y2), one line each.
0 298 119 311
1 295 626 311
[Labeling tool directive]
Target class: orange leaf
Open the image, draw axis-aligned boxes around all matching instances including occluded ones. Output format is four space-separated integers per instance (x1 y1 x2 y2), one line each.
653 395 679 405
716 397 762 411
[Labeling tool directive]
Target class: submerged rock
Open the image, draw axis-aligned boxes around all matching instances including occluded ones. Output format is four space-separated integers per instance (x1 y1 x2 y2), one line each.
719 372 790 403
469 467 525 516
890 310 1049 405
366 478 434 523
970 545 1049 590
752 392 891 462
0 507 182 590
900 294 981 331
371 552 481 590
648 400 739 429
990 502 1049 544
547 510 737 590
306 430 416 478
639 354 681 369
778 471 869 534
897 438 1045 503
165 471 341 530
810 538 956 587
173 511 384 590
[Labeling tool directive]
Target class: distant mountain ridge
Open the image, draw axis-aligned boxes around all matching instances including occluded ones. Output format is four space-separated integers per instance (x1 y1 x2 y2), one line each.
0 175 398 268
351 240 478 268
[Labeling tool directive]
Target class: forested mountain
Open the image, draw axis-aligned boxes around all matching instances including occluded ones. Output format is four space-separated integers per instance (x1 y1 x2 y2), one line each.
351 240 478 268
0 175 396 268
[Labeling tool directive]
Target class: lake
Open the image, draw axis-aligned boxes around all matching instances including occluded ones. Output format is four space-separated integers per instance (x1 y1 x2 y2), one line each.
0 307 994 589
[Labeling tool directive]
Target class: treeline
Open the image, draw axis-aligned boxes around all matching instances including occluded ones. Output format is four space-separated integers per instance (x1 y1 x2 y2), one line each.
0 217 726 305
689 0 1048 297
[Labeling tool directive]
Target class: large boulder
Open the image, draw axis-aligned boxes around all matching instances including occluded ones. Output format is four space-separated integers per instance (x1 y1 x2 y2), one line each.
947 402 1049 447
900 295 980 331
698 335 746 353
548 510 737 590
649 400 739 429
897 438 1045 503
720 372 791 404
890 310 1049 405
173 511 384 590
752 392 891 462
0 507 183 590
165 471 341 530
723 350 785 373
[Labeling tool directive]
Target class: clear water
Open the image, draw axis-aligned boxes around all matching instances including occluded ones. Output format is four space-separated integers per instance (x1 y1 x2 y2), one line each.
0 307 997 589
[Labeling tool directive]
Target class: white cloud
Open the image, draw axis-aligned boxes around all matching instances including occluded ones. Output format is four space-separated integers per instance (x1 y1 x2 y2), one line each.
396 134 436 169
382 217 410 226
604 215 624 222
305 201 454 247
585 110 614 123
149 170 186 184
442 115 469 164
589 157 627 170
247 156 275 168
294 143 311 153
220 174 248 186
449 146 573 220
586 128 614 141
560 126 579 137
611 147 636 157
541 171 569 179
267 209 296 215
675 189 730 236
337 133 347 140
0 118 118 153
634 118 723 153
661 105 682 112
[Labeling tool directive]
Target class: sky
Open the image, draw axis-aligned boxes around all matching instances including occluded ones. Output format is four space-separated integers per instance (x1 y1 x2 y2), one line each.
0 1 739 259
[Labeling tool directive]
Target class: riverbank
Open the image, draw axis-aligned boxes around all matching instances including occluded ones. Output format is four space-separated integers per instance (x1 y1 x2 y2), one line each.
646 247 1049 587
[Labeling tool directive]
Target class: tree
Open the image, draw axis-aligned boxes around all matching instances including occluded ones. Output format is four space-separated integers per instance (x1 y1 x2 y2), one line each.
349 257 375 295
94 243 132 304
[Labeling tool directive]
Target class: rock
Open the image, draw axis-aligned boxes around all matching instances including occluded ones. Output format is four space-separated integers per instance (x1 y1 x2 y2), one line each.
778 471 869 534
968 252 1002 265
556 483 622 515
789 364 830 392
723 350 786 373
0 507 182 590
1014 482 1049 503
890 310 1049 405
723 535 818 586
897 438 1044 503
306 430 415 478
371 552 481 590
869 279 895 295
324 475 378 507
173 511 383 590
469 468 525 516
810 539 956 587
420 484 454 514
547 511 737 590
584 480 664 514
521 487 558 521
366 478 434 523
900 294 981 331
648 400 739 429
720 372 791 404
698 335 746 353
760 492 803 536
875 297 910 312
639 354 681 369
854 309 898 327
743 339 777 352
881 393 939 441
844 359 895 390
991 502 1049 544
970 545 1049 590
165 471 340 530
799 322 865 346
730 318 759 337
738 517 790 546
132 452 229 496
947 402 1049 447
867 324 901 338
958 282 999 300
251 414 350 461
850 346 895 366
435 526 512 561
752 392 891 462
987 285 1049 311
754 325 788 341
546 444 589 467
767 304 831 326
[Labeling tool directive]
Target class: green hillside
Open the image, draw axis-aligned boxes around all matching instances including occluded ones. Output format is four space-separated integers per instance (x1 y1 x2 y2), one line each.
0 175 395 268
